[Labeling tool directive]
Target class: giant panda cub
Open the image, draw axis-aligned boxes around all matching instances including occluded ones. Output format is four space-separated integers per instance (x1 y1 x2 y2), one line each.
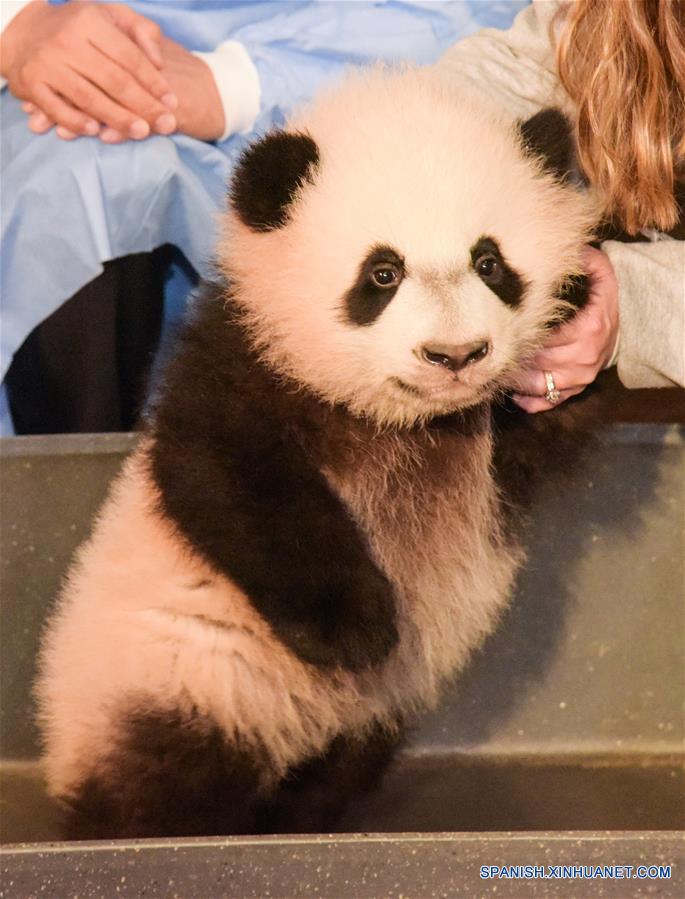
36 68 596 838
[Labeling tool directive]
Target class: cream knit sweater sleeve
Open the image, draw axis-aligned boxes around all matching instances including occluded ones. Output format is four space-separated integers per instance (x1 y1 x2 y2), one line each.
435 0 685 390
604 240 684 388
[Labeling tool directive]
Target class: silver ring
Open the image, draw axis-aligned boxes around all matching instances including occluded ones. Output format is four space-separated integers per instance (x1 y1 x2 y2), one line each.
544 370 561 404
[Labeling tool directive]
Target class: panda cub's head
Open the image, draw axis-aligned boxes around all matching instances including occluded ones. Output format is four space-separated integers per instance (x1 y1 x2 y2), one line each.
222 67 596 426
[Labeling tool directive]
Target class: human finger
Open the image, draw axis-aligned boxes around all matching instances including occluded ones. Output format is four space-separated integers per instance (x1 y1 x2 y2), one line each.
90 13 172 103
539 318 614 374
105 3 164 68
581 243 616 280
55 125 78 140
510 366 591 398
99 127 129 144
45 67 152 137
539 320 583 348
28 110 53 133
511 384 584 413
30 82 99 136
509 368 549 397
71 44 176 132
530 342 600 371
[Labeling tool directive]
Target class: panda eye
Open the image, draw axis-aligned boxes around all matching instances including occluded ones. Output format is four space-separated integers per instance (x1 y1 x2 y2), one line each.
370 264 401 288
475 255 500 280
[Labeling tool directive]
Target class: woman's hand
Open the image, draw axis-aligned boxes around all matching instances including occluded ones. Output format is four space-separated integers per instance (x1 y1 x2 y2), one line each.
511 245 620 413
1 1 177 140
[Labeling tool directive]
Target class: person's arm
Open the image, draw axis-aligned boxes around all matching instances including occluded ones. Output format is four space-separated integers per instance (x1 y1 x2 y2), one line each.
604 238 685 389
192 39 259 142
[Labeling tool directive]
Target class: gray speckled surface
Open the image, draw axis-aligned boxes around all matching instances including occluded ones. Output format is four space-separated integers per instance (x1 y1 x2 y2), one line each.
2 832 684 898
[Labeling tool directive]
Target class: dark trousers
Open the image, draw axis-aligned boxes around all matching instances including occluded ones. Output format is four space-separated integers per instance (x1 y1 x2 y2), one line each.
5 249 170 435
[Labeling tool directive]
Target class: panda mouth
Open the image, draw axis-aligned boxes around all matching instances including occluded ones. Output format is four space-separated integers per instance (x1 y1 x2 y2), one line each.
391 377 483 400
391 378 426 397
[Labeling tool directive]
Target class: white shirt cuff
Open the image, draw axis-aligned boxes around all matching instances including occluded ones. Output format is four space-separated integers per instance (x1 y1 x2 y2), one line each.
1 0 34 90
192 40 260 142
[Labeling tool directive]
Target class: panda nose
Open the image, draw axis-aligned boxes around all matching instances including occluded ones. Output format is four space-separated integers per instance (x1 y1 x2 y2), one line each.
420 340 490 373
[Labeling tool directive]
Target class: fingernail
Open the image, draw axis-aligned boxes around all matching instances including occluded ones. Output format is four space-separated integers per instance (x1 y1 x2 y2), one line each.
129 119 150 140
84 120 99 136
154 113 176 135
56 126 76 141
100 128 120 143
30 113 49 131
161 92 178 111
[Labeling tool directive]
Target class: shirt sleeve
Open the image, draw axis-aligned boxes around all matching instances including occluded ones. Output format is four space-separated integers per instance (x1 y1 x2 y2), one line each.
434 0 567 120
602 238 685 389
192 40 260 142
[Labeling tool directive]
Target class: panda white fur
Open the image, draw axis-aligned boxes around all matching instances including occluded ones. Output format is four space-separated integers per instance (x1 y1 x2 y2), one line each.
36 67 597 838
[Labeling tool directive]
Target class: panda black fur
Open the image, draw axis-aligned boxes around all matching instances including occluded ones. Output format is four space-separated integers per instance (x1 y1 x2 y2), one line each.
36 68 597 839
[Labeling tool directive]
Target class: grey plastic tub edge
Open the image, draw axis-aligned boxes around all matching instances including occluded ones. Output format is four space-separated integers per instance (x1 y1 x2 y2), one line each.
1 425 684 897
2 831 684 899
0 422 681 456
0 432 137 457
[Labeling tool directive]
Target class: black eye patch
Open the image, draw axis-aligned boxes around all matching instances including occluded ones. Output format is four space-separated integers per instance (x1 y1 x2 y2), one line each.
342 245 405 326
470 236 527 308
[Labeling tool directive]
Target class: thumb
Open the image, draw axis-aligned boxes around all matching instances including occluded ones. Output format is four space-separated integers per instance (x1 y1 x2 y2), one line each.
105 4 164 68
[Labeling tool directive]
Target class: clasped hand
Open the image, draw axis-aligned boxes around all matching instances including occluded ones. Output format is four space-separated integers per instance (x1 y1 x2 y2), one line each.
1 1 224 142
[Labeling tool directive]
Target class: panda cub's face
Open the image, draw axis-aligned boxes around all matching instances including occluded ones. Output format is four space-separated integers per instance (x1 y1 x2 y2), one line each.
222 69 595 427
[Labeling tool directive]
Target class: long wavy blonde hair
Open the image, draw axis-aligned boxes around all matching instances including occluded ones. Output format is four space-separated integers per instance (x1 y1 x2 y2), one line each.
555 0 685 234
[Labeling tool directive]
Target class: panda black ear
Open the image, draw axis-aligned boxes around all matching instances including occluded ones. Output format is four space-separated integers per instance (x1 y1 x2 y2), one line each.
518 108 576 181
231 131 320 231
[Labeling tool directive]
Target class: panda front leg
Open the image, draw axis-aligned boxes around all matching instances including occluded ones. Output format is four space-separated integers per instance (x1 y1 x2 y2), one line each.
62 702 277 840
149 320 401 674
